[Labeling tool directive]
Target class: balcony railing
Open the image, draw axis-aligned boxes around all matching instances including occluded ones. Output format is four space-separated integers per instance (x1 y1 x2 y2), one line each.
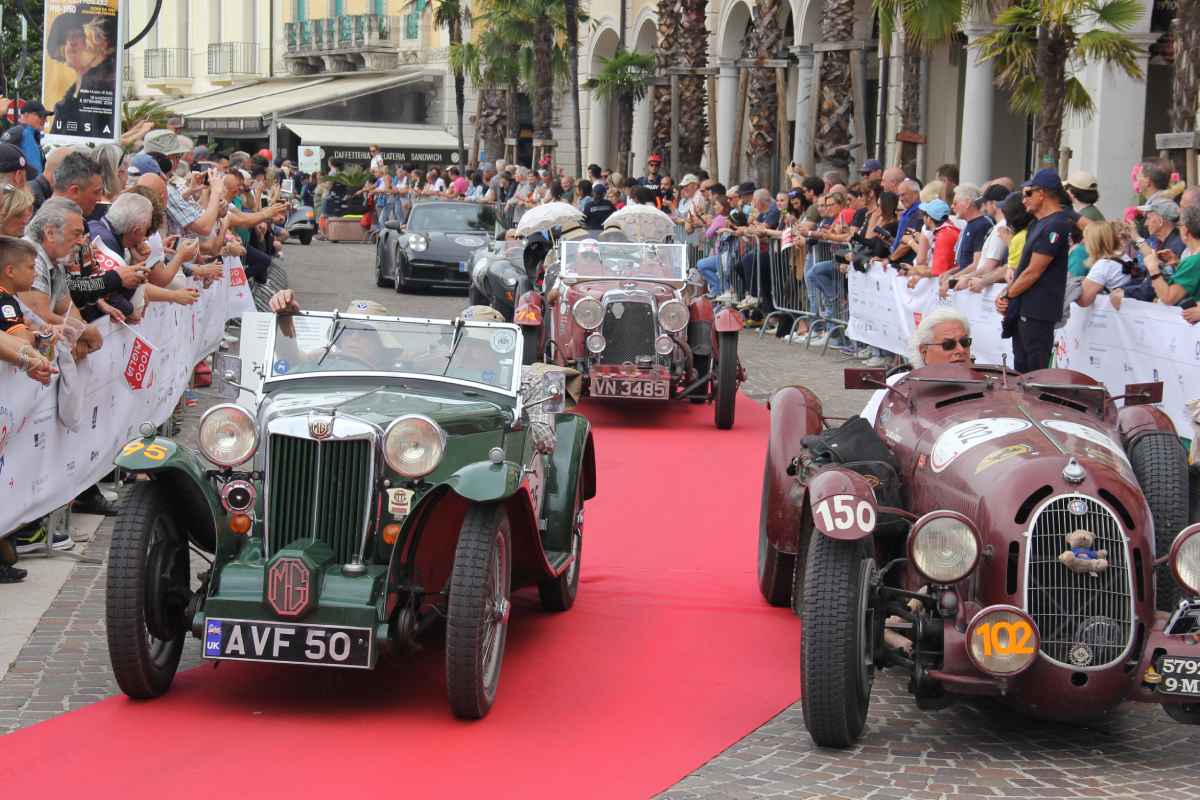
143 48 191 80
208 42 258 76
284 15 403 53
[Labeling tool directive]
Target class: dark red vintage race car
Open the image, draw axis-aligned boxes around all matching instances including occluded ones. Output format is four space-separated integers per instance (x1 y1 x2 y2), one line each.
516 240 745 428
758 363 1200 747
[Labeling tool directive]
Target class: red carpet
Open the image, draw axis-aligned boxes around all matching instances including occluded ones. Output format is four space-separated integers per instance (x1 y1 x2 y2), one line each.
1 394 799 799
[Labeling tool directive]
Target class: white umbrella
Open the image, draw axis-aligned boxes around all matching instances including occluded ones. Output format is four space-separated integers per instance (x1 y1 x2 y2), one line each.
603 204 676 243
515 201 585 237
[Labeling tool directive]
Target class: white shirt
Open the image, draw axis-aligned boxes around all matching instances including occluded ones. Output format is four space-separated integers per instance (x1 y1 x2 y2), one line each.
370 154 385 172
1085 257 1132 291
862 372 905 427
978 217 1008 265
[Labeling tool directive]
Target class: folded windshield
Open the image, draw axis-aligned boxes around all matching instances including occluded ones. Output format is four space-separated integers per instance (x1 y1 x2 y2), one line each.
269 314 520 393
560 240 687 281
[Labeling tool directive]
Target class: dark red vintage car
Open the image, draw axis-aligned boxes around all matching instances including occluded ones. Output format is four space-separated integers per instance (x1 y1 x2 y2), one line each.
758 363 1200 747
517 240 745 428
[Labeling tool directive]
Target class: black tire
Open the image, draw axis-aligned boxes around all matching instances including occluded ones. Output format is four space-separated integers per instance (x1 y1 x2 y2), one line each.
394 251 411 293
1165 702 1200 724
1188 463 1200 525
714 332 738 429
375 243 390 287
538 484 583 612
446 503 512 719
757 462 795 607
105 481 190 699
1129 433 1190 611
298 231 312 245
801 535 877 748
521 326 541 366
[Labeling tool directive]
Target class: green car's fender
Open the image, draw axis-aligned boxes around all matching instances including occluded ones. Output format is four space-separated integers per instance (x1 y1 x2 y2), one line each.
542 412 596 551
114 435 226 554
441 459 525 502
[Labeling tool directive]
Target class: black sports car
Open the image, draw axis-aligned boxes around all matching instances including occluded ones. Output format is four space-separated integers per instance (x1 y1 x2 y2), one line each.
375 201 501 292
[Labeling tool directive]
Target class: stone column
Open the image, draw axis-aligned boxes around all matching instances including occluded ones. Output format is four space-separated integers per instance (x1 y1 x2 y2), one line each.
587 91 610 170
631 93 651 167
716 59 739 185
791 46 815 175
958 22 995 187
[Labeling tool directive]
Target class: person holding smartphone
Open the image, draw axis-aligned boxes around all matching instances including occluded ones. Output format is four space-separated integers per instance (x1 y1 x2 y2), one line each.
1129 205 1200 315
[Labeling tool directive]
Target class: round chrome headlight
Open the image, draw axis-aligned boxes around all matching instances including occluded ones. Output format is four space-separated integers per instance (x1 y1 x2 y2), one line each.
1171 523 1200 596
654 334 675 355
657 299 689 333
572 297 604 330
383 415 446 478
585 332 606 354
966 605 1040 676
198 404 258 467
907 510 980 584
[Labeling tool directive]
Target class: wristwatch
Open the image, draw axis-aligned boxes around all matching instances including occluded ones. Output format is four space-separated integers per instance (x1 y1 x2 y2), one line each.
1151 272 1166 283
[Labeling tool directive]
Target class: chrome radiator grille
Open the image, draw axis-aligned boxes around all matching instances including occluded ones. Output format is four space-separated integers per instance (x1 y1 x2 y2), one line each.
1024 494 1134 669
598 301 655 364
266 434 373 564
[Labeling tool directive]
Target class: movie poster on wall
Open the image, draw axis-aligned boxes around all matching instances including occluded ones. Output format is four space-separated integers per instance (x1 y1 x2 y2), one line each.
42 0 124 145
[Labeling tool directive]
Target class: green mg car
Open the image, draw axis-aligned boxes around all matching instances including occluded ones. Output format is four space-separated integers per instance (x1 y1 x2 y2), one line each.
106 309 596 719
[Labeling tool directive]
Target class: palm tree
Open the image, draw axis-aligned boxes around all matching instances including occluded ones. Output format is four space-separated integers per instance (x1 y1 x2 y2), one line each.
430 0 471 166
813 0 855 173
653 0 682 169
449 38 516 161
1170 0 1200 133
676 0 709 176
584 51 656 173
977 0 1144 166
564 0 583 177
874 0 963 173
745 0 784 188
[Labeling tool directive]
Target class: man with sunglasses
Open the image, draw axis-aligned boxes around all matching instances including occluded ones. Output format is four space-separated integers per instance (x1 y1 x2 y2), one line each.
862 308 973 426
995 168 1073 373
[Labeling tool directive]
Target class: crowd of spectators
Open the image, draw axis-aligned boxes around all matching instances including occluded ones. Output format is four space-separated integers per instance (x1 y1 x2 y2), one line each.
0 123 289 583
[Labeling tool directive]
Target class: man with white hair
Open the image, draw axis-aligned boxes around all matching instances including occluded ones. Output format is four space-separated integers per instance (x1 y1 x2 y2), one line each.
862 308 973 426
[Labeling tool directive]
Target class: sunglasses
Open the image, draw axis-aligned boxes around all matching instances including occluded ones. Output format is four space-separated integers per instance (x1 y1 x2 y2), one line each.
1022 188 1040 198
927 336 973 351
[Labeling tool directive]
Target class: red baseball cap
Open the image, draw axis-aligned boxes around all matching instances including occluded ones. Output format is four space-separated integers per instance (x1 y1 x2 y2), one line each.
648 153 663 164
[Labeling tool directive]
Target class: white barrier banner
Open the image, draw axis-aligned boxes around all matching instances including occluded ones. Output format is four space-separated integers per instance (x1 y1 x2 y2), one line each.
847 263 1200 435
847 263 1014 365
0 260 252 535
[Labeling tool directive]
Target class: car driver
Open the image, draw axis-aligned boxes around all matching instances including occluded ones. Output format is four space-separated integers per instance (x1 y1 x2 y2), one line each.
861 308 973 426
269 292 396 372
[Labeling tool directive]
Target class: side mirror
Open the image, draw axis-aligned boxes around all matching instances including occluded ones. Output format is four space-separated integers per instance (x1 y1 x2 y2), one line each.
525 371 566 415
1123 381 1163 406
844 367 887 391
385 220 405 232
214 353 248 400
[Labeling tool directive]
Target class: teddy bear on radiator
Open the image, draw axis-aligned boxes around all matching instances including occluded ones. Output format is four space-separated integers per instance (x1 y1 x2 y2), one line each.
1058 529 1109 575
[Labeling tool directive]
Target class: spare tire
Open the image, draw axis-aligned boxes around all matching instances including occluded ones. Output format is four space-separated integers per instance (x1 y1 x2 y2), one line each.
1129 433 1190 611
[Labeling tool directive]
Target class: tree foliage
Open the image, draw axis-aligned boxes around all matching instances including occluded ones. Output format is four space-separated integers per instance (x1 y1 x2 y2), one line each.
0 0 45 105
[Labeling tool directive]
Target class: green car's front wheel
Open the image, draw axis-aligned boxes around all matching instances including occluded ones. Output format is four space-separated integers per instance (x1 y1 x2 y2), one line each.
105 481 191 699
446 503 512 719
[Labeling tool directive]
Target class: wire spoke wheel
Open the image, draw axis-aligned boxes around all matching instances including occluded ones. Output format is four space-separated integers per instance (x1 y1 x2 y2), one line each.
446 503 512 719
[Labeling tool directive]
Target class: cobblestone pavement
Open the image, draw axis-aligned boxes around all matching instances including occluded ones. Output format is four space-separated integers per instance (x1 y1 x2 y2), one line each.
4 240 1199 800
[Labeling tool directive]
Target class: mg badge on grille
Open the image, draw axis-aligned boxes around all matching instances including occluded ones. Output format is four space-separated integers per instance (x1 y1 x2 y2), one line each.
268 557 313 617
308 415 334 440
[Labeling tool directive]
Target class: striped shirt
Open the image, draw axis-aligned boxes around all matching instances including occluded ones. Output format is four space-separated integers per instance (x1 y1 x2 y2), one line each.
166 183 202 236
